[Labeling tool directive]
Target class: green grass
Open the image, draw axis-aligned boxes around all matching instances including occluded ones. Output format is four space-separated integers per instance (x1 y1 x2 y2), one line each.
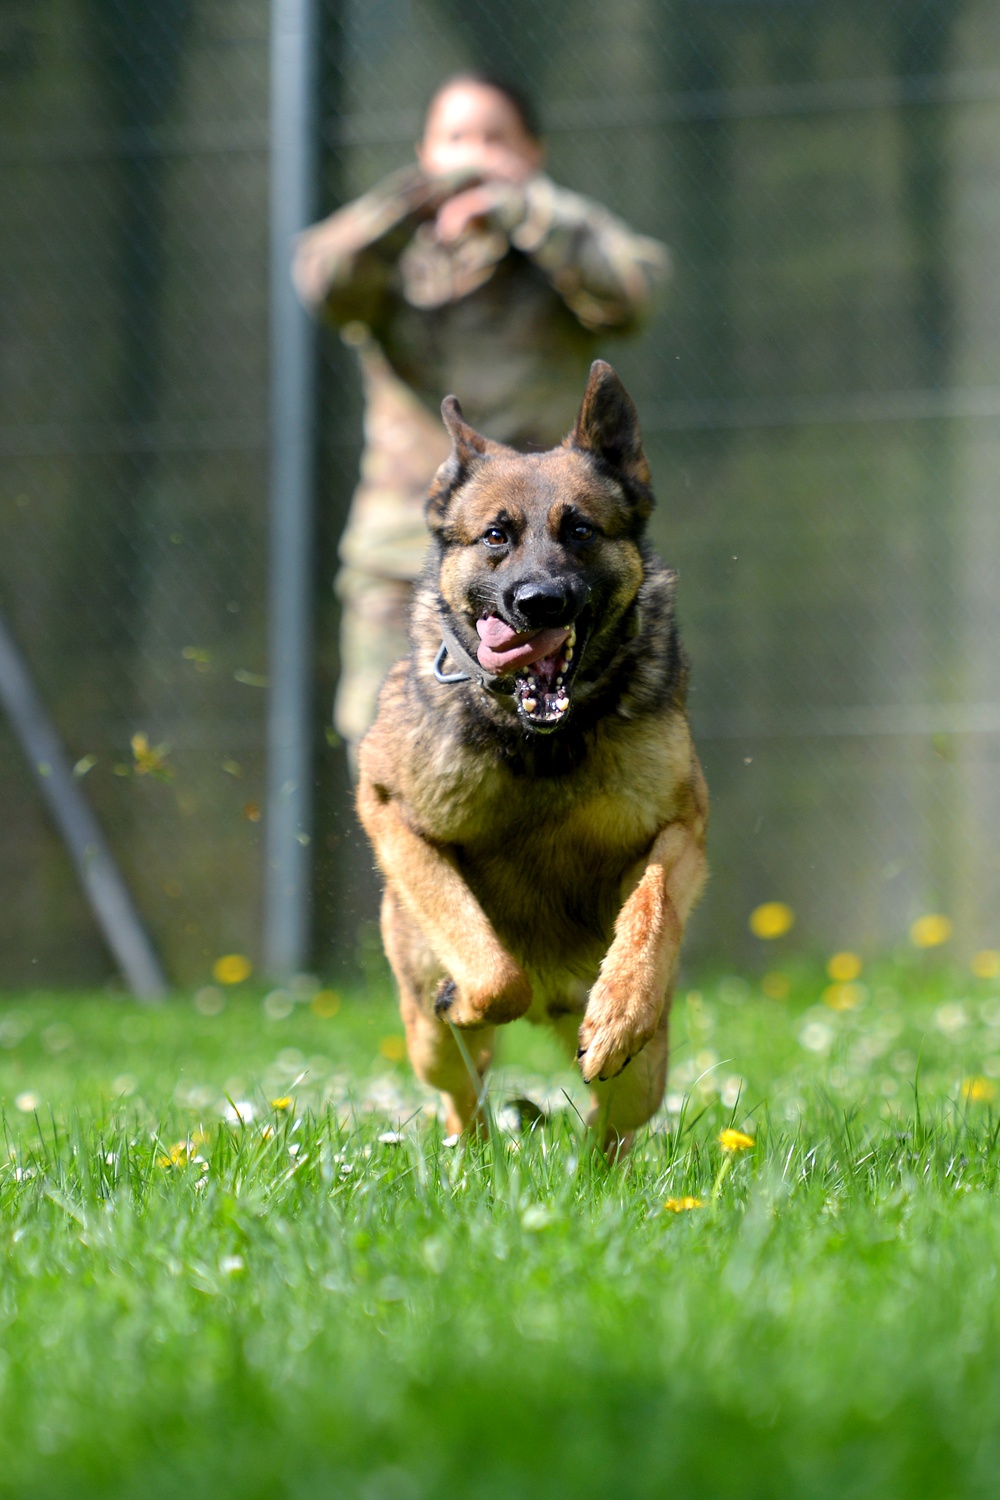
3 959 1000 1498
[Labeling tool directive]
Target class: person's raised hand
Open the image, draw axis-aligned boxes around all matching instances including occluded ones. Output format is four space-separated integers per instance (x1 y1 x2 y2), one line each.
434 182 520 243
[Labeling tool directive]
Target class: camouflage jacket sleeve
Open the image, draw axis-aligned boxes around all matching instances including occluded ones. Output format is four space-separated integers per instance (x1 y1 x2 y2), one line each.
497 174 671 331
292 165 475 328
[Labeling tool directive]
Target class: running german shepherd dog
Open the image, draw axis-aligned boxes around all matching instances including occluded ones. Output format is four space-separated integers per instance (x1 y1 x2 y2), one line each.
357 360 707 1157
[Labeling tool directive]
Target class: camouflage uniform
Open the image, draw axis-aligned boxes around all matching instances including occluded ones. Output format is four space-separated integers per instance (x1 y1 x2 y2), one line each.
294 164 669 755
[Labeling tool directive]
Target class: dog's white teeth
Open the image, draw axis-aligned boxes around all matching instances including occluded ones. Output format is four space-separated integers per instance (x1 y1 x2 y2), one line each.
555 675 564 688
522 698 537 714
567 627 576 648
555 697 569 713
563 646 573 664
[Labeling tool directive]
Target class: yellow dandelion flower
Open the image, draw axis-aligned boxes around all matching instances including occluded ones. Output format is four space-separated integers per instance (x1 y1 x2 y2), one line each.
749 902 795 940
972 950 1000 980
664 1196 703 1213
212 953 253 985
712 1128 756 1200
718 1128 755 1153
910 914 953 949
270 1096 293 1112
961 1077 997 1104
827 951 863 982
378 1035 407 1062
130 732 172 780
157 1141 191 1168
311 989 341 1018
761 971 791 1000
822 982 866 1012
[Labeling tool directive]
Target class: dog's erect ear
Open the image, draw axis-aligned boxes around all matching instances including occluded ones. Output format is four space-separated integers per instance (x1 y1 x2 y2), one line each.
426 395 497 531
571 360 651 492
440 394 492 460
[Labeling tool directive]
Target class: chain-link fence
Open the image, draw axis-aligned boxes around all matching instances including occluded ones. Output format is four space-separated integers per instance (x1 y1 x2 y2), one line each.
2 0 998 988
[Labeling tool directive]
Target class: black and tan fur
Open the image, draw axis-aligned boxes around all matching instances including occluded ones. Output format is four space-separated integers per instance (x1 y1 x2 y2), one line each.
357 360 707 1157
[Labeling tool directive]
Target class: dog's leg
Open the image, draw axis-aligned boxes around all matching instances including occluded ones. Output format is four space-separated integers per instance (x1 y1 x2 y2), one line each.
550 1003 671 1159
359 784 531 1027
402 997 495 1138
577 812 706 1086
587 1002 671 1158
381 888 496 1135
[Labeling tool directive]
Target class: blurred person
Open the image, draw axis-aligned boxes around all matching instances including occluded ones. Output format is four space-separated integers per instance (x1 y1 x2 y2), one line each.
294 72 669 763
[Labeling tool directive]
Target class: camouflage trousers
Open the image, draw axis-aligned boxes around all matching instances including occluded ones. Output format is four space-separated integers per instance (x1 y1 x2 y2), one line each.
334 567 415 767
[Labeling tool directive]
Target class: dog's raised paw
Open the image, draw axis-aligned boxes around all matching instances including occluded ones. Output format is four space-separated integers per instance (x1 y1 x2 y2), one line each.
434 978 458 1017
435 962 532 1028
600 1055 632 1083
577 1016 651 1084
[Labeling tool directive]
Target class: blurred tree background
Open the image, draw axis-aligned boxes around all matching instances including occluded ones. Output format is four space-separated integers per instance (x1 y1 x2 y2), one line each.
1 0 998 986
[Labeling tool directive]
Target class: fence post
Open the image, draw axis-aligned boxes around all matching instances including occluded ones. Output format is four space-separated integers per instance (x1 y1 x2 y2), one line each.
265 0 318 978
0 610 168 1001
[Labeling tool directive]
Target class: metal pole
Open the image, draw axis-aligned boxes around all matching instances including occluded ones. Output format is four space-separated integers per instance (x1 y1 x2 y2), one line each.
265 0 318 977
0 609 168 1001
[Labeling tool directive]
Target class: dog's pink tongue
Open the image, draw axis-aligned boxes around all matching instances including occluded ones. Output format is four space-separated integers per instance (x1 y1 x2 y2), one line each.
476 615 569 675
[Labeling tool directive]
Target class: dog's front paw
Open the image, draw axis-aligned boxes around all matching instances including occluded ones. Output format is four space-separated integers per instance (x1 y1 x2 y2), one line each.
433 977 459 1015
576 987 657 1084
433 961 531 1028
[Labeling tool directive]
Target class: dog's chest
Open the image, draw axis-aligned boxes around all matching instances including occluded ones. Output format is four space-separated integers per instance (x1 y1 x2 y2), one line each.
411 714 691 971
416 710 689 848
457 804 636 979
421 748 647 847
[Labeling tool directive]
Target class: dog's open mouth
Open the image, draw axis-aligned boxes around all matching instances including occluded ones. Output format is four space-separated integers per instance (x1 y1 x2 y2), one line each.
476 615 579 729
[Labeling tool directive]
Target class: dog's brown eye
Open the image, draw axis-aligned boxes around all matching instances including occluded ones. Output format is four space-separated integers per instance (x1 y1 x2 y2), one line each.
569 521 595 542
482 526 507 547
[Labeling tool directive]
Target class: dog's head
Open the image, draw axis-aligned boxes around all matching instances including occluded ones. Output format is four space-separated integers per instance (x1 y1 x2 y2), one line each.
425 360 654 733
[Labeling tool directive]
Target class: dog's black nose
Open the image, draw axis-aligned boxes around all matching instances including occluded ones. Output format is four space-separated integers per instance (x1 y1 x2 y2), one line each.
510 580 571 628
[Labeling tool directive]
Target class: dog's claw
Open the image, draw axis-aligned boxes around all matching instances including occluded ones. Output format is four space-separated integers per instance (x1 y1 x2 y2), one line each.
578 1018 650 1084
597 1054 632 1083
434 978 457 1016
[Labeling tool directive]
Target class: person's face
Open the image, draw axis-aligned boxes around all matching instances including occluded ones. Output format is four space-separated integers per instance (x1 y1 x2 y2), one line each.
417 82 543 181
